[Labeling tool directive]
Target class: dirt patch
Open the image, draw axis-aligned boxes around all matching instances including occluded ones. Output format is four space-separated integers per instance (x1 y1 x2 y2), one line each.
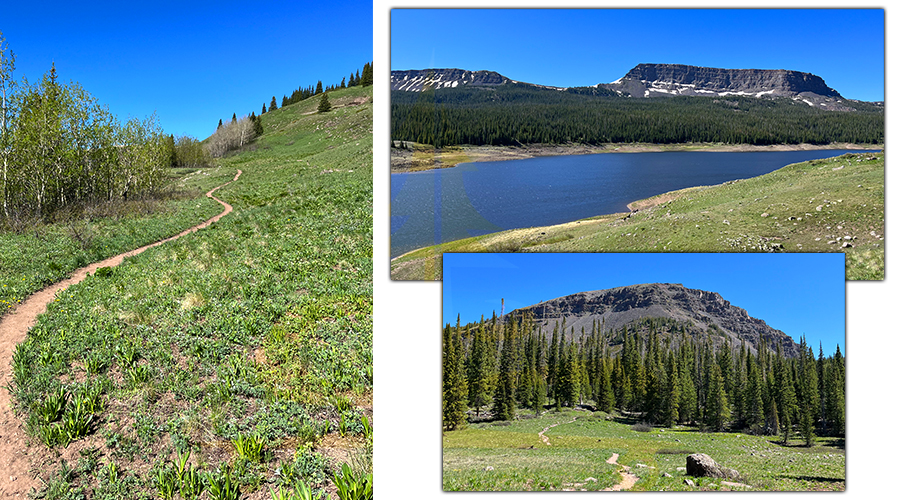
390 142 879 173
602 453 640 491
0 169 241 497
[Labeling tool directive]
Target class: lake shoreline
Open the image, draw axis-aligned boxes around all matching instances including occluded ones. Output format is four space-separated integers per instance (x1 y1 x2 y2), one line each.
389 141 882 173
390 148 884 264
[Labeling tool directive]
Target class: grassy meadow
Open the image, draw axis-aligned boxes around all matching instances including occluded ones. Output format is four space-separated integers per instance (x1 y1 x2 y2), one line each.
391 151 884 280
444 409 844 491
8 85 372 498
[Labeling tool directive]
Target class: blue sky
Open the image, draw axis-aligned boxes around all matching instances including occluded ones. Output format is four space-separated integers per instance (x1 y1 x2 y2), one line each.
391 8 885 102
2 0 372 139
443 253 846 354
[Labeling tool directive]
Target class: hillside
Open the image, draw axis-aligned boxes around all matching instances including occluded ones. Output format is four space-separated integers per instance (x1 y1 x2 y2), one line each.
8 85 373 497
600 63 857 111
392 151 884 281
507 283 800 357
390 65 883 148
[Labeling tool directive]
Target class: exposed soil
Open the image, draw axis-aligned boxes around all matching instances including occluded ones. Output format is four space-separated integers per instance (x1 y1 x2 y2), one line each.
390 142 879 173
537 416 577 446
602 452 639 491
0 170 241 497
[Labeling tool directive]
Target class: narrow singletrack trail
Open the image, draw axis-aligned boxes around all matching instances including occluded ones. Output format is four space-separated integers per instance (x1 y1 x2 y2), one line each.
538 416 577 446
602 453 640 491
0 169 241 497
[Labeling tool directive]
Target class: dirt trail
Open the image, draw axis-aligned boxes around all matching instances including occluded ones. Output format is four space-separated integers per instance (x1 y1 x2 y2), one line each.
0 170 241 497
602 453 640 491
538 416 577 446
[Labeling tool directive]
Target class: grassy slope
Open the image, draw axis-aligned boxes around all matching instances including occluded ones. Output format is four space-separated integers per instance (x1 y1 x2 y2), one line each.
444 409 844 491
0 169 230 315
11 86 372 497
392 152 884 280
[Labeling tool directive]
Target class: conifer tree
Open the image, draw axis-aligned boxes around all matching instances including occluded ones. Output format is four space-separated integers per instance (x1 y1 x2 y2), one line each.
317 92 332 113
704 362 731 431
442 317 468 430
261 103 267 114
231 113 236 124
467 317 494 418
269 96 278 111
494 316 518 420
315 80 323 94
217 118 223 130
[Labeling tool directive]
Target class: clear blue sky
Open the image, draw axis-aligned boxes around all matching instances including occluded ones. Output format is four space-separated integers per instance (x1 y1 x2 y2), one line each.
443 253 846 355
391 8 885 102
2 0 372 139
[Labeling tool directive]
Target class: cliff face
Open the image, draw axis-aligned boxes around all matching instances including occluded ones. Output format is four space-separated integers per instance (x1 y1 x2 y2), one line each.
509 283 800 357
603 63 851 110
390 69 510 92
614 63 841 98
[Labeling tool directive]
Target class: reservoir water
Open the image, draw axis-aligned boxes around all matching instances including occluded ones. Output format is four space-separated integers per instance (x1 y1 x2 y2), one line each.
390 149 878 258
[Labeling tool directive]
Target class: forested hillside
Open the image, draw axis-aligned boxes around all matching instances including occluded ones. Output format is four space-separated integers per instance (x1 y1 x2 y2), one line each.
443 310 845 448
391 84 883 147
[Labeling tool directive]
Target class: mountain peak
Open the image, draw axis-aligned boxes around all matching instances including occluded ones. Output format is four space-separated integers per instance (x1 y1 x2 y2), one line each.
509 283 799 357
603 63 845 108
390 68 510 92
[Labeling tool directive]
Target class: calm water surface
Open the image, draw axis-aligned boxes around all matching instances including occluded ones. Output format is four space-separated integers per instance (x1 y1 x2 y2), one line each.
390 149 877 258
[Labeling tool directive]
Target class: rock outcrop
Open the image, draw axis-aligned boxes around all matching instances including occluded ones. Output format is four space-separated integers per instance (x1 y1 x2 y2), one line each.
602 63 853 110
507 283 800 357
390 69 510 92
685 453 741 479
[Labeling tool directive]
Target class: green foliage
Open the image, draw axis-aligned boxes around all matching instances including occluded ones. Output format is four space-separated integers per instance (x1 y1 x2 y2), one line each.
206 465 242 500
317 92 331 113
332 463 373 500
392 85 883 148
11 84 372 497
232 432 266 463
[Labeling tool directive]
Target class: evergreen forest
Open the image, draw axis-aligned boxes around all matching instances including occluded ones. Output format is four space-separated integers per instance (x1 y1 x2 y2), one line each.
443 311 845 448
392 84 884 148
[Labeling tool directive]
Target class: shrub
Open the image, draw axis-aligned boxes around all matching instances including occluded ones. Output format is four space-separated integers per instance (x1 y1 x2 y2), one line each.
631 422 653 432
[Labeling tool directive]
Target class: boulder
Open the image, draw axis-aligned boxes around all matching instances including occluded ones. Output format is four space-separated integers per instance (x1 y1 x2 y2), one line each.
685 453 740 479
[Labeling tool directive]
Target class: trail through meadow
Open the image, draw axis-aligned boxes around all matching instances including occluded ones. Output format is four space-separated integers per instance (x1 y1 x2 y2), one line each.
0 170 241 497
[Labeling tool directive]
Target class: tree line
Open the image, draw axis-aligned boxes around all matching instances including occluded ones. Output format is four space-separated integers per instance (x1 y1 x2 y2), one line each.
443 311 845 447
206 62 374 159
0 33 177 224
258 62 373 115
393 83 884 148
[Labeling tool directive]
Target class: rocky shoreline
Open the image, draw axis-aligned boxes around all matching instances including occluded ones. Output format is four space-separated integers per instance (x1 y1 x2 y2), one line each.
389 142 880 173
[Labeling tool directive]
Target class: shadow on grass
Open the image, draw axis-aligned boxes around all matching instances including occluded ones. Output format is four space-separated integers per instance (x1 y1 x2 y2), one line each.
777 475 844 484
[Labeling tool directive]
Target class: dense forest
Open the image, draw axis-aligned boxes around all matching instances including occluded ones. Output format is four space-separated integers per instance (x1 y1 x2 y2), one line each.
392 83 884 147
443 311 845 447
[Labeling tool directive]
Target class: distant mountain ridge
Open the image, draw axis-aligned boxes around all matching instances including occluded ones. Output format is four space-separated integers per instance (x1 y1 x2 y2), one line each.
391 63 871 110
505 283 801 357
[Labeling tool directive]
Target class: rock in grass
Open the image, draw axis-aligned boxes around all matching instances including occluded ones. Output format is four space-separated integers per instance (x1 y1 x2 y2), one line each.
685 453 740 479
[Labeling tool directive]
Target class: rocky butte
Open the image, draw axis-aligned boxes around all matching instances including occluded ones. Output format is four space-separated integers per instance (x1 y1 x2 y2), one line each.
504 283 801 357
390 63 873 111
600 63 854 110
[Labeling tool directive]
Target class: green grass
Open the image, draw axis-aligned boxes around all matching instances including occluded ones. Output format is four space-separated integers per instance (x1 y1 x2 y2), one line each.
443 409 844 491
392 151 884 280
11 85 372 497
0 168 232 314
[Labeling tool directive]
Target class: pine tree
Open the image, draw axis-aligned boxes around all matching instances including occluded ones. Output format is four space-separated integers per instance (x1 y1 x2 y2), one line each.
231 113 236 124
261 103 267 114
442 318 468 431
467 318 494 418
250 112 263 136
269 96 278 111
315 80 323 94
317 92 332 113
494 316 518 420
217 118 223 130
704 362 731 431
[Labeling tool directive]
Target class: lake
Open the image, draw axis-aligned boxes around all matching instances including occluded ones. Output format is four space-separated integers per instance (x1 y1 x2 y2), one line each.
390 149 878 258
